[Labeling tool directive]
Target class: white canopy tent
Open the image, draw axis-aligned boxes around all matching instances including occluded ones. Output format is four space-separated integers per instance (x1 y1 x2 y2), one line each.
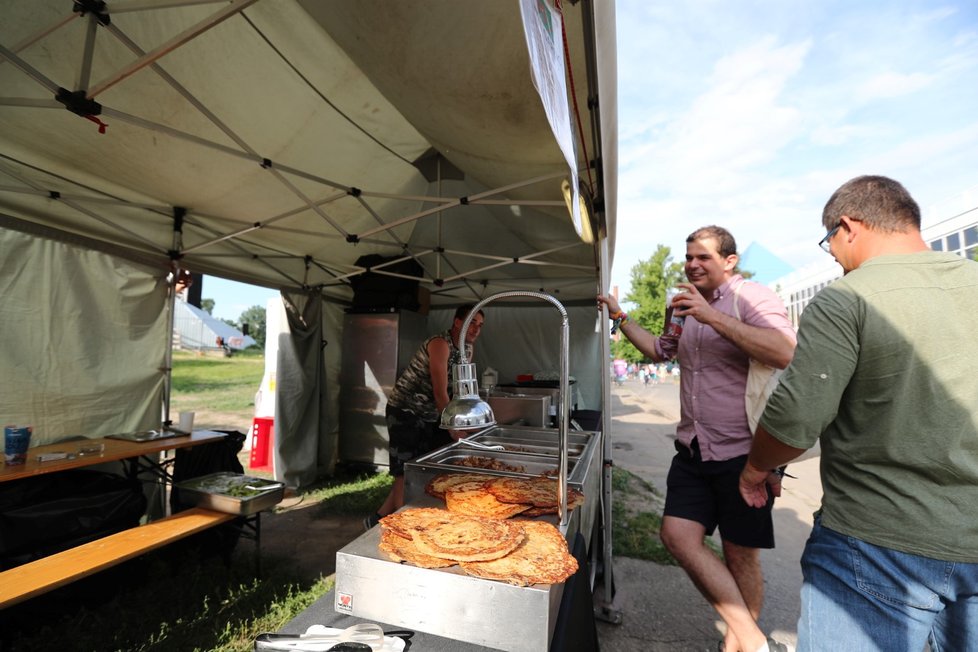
1 0 617 477
0 0 619 611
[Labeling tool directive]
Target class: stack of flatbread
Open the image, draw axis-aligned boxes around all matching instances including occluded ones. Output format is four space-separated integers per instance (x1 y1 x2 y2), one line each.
426 473 585 518
378 507 578 586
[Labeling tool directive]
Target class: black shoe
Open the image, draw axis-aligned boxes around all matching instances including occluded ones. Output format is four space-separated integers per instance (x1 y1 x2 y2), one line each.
363 512 381 531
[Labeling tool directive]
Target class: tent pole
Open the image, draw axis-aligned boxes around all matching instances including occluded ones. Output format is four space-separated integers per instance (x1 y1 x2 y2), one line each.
596 234 622 623
162 208 186 428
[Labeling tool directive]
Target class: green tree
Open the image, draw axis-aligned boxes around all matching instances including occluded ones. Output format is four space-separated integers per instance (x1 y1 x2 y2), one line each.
612 245 685 363
238 305 267 349
200 298 215 315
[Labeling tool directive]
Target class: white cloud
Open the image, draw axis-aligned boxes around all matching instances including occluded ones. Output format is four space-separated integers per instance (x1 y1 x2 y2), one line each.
611 1 978 296
855 71 934 103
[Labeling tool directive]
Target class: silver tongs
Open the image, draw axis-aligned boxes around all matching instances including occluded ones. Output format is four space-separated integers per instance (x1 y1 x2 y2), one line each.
457 438 504 451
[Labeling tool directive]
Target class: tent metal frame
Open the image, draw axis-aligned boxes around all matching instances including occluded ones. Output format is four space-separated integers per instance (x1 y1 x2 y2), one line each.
1 2 595 304
1 0 620 614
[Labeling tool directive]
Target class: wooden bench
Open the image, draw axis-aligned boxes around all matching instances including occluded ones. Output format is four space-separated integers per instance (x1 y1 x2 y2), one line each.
0 507 235 609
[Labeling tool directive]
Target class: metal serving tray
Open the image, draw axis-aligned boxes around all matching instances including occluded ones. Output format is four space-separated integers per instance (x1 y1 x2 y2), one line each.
175 472 284 516
471 424 591 446
343 424 602 650
416 448 577 476
403 425 601 545
335 514 574 652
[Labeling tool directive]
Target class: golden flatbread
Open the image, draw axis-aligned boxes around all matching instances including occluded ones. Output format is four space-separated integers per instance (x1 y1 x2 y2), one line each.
425 472 495 500
460 520 578 586
379 507 455 540
445 481 531 519
518 490 585 516
486 476 585 510
378 529 455 569
411 513 525 562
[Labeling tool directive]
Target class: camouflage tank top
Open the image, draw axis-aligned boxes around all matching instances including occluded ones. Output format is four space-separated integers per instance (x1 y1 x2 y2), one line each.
387 331 470 421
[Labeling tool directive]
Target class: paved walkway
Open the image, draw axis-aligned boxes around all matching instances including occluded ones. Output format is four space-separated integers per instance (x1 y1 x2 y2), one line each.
595 380 823 651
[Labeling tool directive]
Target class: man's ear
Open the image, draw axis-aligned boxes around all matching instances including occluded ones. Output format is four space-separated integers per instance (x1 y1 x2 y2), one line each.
725 254 739 272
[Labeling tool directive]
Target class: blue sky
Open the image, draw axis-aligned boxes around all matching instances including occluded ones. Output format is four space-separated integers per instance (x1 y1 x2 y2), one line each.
202 276 278 323
612 0 978 295
204 0 978 320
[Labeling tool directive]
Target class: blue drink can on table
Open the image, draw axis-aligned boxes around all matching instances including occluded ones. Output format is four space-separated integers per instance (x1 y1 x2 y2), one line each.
4 425 32 465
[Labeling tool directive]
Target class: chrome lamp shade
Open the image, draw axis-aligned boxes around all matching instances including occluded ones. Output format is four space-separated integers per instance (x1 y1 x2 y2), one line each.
440 362 497 430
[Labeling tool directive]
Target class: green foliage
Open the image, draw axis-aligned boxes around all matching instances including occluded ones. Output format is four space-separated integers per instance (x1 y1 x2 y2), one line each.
611 245 684 363
200 298 215 315
238 304 267 349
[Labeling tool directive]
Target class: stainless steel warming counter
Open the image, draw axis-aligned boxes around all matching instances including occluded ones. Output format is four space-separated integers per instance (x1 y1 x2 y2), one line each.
333 424 602 651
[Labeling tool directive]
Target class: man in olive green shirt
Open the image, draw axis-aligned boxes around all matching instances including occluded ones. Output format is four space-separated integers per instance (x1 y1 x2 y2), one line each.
739 175 978 652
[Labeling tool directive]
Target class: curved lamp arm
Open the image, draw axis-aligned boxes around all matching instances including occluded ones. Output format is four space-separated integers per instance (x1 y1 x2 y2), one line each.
451 290 571 526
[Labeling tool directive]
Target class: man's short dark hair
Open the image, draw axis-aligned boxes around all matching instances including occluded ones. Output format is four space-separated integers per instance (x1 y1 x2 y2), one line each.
822 175 921 233
687 225 738 258
454 304 485 321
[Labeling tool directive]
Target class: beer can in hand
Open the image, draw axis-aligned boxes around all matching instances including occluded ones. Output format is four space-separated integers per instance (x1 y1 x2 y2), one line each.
664 289 686 337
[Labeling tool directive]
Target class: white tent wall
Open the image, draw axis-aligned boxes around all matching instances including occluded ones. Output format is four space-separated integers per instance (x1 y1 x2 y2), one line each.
274 290 331 489
1 0 617 477
276 300 603 486
470 303 604 411
0 228 168 447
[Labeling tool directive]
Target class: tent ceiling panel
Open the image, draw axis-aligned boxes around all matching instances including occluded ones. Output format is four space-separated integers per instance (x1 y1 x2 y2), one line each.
0 0 615 305
305 1 571 193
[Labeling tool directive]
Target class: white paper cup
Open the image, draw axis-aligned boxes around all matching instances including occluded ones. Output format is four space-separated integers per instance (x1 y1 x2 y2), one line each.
178 411 195 433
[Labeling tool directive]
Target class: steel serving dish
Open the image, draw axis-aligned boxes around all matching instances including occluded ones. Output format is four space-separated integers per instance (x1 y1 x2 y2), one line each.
338 424 602 650
403 425 601 551
175 472 284 516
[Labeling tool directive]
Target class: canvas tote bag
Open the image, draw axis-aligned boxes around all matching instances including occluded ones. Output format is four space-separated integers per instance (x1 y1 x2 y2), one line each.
732 282 783 435
734 283 821 461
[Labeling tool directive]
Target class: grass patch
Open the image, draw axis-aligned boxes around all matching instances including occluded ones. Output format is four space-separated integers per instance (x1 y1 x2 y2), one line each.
611 466 721 564
295 469 393 516
611 466 678 565
169 349 265 414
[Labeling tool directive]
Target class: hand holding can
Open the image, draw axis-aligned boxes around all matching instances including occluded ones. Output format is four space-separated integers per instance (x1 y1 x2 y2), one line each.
664 289 686 337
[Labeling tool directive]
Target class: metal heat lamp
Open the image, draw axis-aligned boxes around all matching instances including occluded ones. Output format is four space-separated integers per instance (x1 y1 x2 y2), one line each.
440 290 572 526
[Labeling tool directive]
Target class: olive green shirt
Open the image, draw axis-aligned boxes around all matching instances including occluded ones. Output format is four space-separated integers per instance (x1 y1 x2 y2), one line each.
761 251 978 562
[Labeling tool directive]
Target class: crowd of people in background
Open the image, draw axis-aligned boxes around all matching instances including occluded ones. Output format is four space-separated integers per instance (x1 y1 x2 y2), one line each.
611 360 678 386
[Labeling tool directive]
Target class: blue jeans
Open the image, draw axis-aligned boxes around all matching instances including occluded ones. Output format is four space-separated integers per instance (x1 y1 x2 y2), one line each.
799 515 978 651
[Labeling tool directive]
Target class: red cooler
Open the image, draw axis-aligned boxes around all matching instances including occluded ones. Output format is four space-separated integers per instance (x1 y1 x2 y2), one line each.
248 417 274 471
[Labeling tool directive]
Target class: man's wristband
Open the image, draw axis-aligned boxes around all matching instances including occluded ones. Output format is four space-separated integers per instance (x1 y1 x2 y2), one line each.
610 311 628 334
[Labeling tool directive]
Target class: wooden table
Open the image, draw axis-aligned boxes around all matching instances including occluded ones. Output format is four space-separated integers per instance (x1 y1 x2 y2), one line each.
0 430 227 484
0 430 254 609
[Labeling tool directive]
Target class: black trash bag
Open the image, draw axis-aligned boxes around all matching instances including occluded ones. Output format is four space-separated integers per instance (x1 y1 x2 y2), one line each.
168 429 248 559
0 469 146 570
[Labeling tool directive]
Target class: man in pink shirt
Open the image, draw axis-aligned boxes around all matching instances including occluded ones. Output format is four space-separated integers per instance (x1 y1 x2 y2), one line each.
599 225 795 652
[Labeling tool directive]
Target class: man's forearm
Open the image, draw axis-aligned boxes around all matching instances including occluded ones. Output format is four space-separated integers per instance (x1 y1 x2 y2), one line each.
617 319 662 362
704 310 794 368
747 425 808 471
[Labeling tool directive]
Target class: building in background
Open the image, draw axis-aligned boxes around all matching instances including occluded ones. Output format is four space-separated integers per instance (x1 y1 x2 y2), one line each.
772 189 978 328
173 299 256 353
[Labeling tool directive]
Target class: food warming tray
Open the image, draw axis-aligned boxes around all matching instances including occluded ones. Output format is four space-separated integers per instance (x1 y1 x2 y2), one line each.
175 472 284 516
340 425 602 651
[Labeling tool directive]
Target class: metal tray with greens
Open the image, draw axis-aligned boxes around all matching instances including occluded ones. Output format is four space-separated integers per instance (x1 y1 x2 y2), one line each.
175 472 285 515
